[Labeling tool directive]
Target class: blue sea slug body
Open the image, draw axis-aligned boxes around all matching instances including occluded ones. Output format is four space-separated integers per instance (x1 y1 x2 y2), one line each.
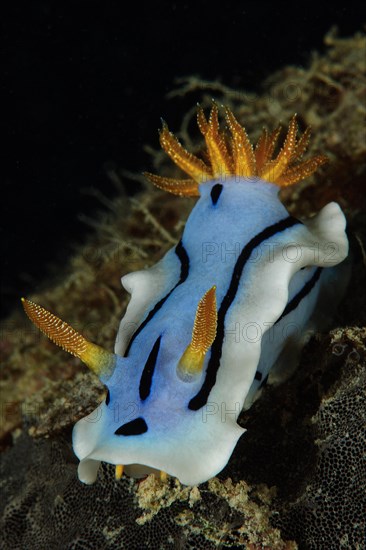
22 104 349 485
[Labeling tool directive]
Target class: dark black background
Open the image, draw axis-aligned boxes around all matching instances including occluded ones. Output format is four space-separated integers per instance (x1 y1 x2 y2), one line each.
2 2 364 318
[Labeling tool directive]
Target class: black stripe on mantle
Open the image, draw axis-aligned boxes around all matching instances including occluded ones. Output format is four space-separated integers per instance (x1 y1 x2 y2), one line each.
139 335 162 400
188 215 301 411
253 266 323 385
124 240 189 357
275 266 323 324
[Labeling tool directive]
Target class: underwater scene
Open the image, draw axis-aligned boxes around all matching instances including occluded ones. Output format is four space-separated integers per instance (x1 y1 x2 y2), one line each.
2 4 366 549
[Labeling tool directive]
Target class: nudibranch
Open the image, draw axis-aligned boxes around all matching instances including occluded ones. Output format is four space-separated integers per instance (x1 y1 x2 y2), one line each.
22 104 349 486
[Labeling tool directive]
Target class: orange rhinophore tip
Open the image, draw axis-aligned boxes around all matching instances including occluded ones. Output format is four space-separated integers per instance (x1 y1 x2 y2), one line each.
178 286 217 379
21 298 116 378
146 104 328 195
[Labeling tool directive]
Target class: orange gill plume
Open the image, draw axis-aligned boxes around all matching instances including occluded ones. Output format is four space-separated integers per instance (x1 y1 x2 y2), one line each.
144 103 328 196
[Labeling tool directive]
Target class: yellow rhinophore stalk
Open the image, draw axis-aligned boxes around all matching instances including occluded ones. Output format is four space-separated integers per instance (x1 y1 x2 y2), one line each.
21 298 116 378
